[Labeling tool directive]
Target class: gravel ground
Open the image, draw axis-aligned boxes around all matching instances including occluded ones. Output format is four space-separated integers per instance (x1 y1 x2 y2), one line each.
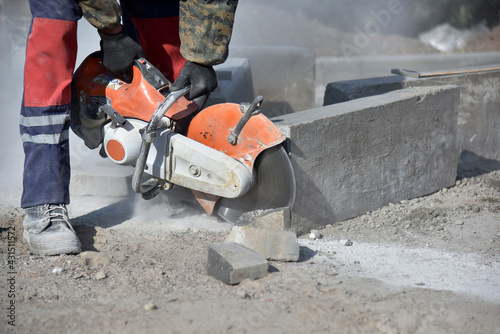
0 152 499 334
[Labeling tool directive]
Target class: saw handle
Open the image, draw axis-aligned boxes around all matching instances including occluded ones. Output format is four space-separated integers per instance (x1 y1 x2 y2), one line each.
132 86 191 195
228 96 264 145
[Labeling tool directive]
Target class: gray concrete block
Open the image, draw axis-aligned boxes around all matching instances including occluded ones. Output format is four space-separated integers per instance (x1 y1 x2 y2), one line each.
225 226 300 262
69 131 134 198
316 52 500 107
324 69 500 161
206 242 269 285
323 75 418 105
230 46 315 116
275 85 460 235
204 90 227 107
70 167 132 198
317 53 500 86
207 58 255 108
214 58 255 104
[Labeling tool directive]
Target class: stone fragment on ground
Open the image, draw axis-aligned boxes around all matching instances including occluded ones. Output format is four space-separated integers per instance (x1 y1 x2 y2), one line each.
206 242 269 285
225 225 300 262
94 271 106 280
234 207 291 229
144 304 157 311
247 207 291 230
309 229 322 239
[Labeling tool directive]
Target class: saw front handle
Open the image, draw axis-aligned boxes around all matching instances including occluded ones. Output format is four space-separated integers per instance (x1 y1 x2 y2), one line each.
228 96 264 145
131 86 191 196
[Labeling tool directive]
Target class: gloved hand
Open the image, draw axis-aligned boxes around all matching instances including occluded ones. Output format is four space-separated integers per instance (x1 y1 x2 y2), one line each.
170 61 218 101
99 28 146 80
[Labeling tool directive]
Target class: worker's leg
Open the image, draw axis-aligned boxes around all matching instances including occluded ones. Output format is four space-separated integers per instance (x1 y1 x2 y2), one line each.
20 0 82 255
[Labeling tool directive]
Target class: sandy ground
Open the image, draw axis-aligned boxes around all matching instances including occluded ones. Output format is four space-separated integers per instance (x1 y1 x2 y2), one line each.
1 2 500 333
1 152 499 333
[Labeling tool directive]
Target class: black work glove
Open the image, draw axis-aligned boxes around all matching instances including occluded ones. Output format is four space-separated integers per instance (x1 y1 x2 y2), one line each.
170 61 218 101
99 29 146 80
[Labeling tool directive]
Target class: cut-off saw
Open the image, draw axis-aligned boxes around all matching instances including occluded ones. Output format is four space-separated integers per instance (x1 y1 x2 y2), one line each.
71 52 295 223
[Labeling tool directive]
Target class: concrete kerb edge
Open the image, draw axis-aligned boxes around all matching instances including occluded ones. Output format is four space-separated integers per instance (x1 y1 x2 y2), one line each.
273 85 461 235
323 69 500 161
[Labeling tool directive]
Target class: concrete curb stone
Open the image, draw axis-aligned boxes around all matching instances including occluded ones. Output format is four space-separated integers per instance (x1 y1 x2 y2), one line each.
206 242 269 285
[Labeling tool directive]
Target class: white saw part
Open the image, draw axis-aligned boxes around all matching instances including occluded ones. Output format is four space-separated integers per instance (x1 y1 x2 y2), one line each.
143 130 254 199
103 119 146 165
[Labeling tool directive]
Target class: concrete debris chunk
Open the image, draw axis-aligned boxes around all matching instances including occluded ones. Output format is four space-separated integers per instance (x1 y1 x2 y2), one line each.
144 304 157 311
51 267 64 274
342 239 354 246
309 229 322 240
206 242 268 285
225 226 300 262
94 271 106 280
248 207 291 230
234 206 291 229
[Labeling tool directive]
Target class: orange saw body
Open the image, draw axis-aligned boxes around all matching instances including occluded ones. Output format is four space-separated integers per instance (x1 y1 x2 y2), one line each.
73 55 198 122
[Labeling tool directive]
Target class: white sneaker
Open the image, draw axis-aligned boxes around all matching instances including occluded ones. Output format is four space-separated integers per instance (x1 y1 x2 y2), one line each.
23 204 81 255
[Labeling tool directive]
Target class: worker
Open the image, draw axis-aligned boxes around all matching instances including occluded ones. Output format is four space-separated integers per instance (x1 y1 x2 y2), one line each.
20 0 238 256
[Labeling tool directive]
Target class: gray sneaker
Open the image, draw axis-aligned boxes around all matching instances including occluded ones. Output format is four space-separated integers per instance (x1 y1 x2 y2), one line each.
23 204 81 256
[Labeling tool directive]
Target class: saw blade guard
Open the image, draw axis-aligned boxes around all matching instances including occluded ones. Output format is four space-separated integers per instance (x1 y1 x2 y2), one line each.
186 102 296 221
187 102 286 171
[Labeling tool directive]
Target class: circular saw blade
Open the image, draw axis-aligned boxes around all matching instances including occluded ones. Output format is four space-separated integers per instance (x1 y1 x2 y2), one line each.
216 145 296 224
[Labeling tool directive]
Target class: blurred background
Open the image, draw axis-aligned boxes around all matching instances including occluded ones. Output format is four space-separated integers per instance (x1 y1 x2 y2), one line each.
230 0 500 55
1 0 499 67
